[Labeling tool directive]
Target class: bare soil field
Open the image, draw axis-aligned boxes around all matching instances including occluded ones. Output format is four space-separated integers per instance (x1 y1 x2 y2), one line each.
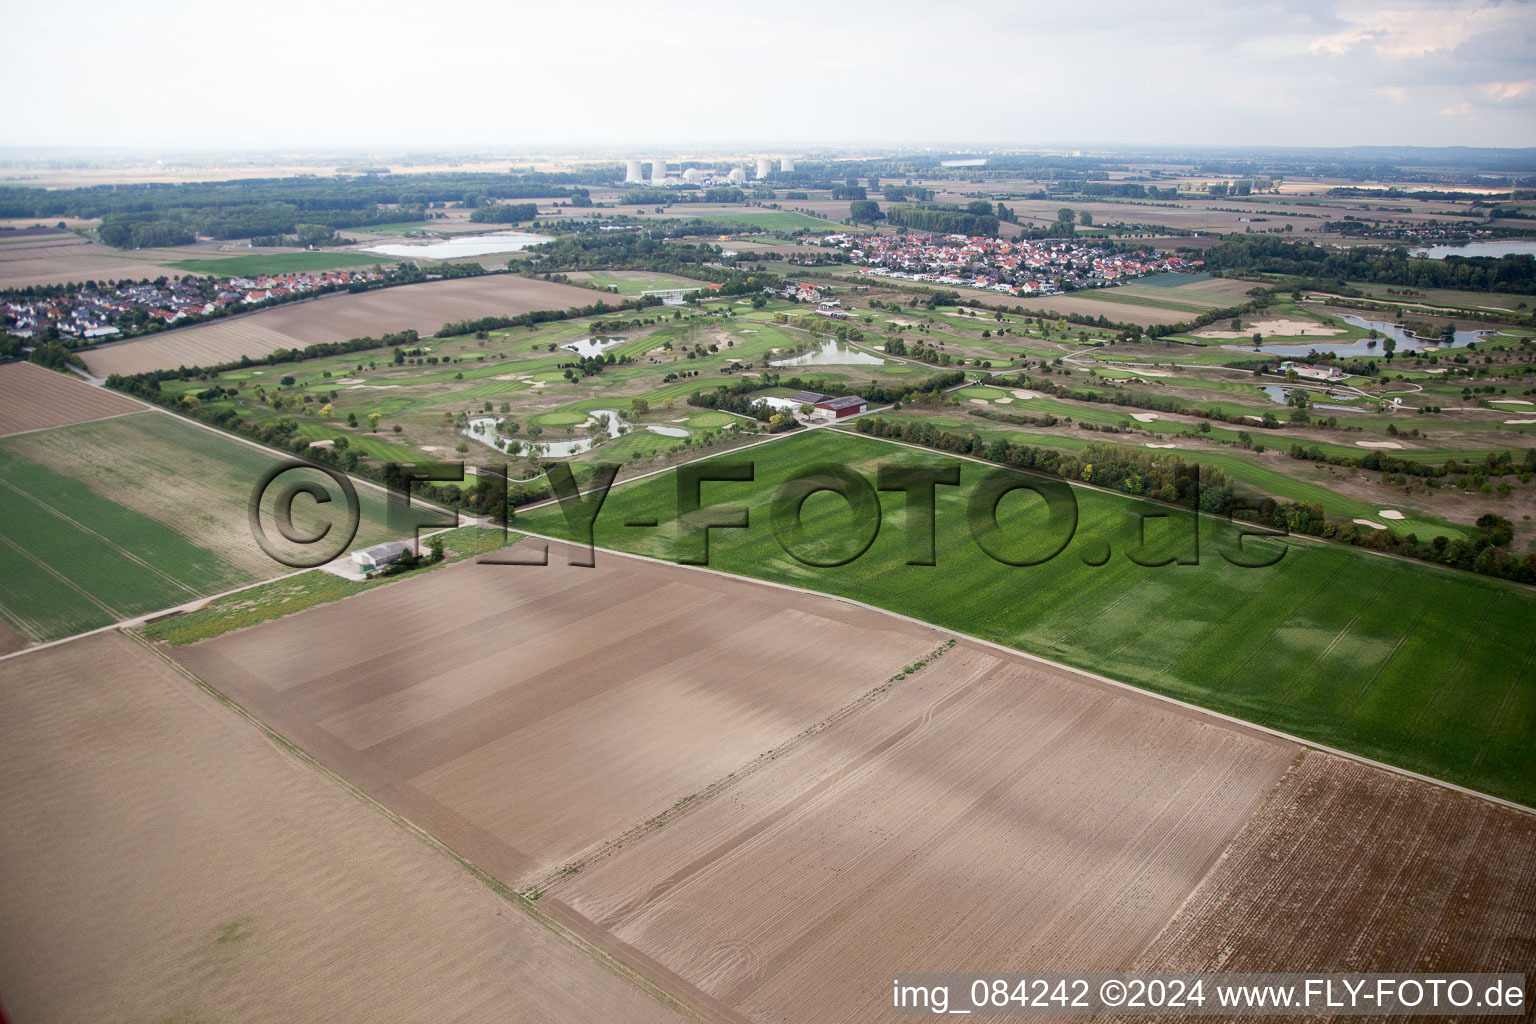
164 542 1325 1022
0 361 143 436
1116 750 1536 1013
0 631 677 1024
0 232 192 288
80 274 611 375
547 640 1298 1022
168 541 946 884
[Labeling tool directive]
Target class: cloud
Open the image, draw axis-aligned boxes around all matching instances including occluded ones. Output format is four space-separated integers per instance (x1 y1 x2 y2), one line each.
1374 85 1410 101
1478 79 1536 102
1308 1 1528 59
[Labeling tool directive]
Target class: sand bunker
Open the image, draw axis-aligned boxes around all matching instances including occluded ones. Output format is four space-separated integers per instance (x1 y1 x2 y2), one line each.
346 383 400 390
1124 368 1170 378
308 439 334 448
1378 510 1406 520
1356 441 1405 449
970 398 992 406
332 377 364 385
1196 318 1346 339
1353 519 1388 530
1504 419 1536 425
1489 398 1533 405
994 397 1013 404
1132 413 1160 422
1146 443 1178 449
1010 389 1043 400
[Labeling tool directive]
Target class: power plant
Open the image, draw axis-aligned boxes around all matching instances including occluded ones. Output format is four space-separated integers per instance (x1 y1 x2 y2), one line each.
619 156 797 186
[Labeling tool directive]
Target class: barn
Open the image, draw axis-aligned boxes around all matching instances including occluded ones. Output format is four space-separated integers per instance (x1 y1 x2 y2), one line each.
815 395 868 419
787 391 827 406
351 540 414 572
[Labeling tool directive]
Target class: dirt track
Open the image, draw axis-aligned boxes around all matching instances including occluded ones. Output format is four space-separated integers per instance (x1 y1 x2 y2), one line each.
0 361 143 436
0 631 679 1024
80 274 614 376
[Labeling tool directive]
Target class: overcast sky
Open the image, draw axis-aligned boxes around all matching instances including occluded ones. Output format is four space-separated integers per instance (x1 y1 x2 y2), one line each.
3 0 1533 151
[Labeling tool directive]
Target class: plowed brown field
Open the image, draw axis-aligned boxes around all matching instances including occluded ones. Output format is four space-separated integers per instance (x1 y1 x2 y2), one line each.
1116 750 1536 1013
145 542 1535 1022
0 631 678 1024
169 542 946 883
548 641 1297 1022
0 361 143 436
80 275 613 376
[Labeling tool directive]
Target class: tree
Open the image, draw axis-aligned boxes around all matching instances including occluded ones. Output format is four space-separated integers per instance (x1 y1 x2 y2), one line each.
392 423 402 433
1384 337 1397 363
848 199 883 223
319 402 334 418
1078 210 1093 226
368 412 382 432
630 396 650 417
429 535 445 562
1057 208 1075 224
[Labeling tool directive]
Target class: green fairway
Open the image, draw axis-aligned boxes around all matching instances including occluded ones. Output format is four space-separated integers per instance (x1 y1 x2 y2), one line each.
517 429 1536 805
170 252 395 276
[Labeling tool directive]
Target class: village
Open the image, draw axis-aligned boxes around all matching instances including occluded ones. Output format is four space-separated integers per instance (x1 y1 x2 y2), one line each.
820 232 1201 296
1 266 388 342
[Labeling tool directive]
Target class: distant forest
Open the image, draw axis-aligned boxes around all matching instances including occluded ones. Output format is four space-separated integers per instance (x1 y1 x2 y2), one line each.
0 170 621 249
1203 236 1536 294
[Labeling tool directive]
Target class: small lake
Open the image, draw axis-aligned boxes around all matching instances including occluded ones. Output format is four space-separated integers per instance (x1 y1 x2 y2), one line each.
1411 240 1536 260
1231 314 1488 359
646 425 690 437
769 341 885 367
562 336 625 358
361 232 550 259
462 409 622 458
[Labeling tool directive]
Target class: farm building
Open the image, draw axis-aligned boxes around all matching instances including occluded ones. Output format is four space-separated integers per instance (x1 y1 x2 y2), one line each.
787 391 827 406
351 540 414 571
815 395 869 419
1280 360 1344 382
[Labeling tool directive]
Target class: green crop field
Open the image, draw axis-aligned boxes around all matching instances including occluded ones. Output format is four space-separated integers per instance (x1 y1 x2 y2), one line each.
517 428 1536 805
570 270 708 294
0 411 401 642
661 211 837 232
169 252 396 276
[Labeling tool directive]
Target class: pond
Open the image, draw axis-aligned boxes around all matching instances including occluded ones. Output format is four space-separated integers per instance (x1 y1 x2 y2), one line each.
1230 314 1489 359
361 232 550 259
1258 385 1365 414
1411 240 1536 260
461 409 623 458
646 425 690 437
562 336 625 358
769 340 885 367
